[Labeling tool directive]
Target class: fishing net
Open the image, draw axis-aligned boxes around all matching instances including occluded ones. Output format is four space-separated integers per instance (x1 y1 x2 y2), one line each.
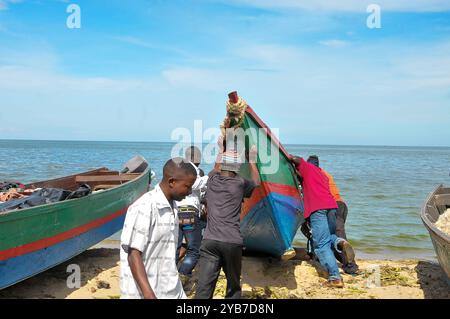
220 96 248 136
436 208 450 235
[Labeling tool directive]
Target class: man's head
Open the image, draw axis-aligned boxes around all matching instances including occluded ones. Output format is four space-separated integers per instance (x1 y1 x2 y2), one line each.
221 150 242 174
161 158 197 201
307 155 320 167
185 146 202 167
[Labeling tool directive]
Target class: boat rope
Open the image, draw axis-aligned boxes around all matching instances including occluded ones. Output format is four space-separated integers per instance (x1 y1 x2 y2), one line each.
220 96 248 136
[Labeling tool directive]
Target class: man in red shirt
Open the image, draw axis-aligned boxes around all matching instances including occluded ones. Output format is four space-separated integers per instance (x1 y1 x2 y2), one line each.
290 155 354 288
307 155 359 275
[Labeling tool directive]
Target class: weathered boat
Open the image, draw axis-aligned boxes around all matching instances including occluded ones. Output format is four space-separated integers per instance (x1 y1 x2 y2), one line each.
224 92 304 259
421 185 450 284
0 158 151 290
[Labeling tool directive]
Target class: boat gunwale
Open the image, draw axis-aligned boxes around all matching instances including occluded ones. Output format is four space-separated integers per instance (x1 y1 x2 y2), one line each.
420 184 450 243
0 167 150 220
243 106 301 199
245 105 292 161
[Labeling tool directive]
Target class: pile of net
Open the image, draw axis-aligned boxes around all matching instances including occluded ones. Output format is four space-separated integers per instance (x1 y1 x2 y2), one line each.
220 96 248 136
436 208 450 235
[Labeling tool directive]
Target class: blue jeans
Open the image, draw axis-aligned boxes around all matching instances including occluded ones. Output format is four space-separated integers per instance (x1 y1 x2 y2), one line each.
309 209 343 281
176 215 205 276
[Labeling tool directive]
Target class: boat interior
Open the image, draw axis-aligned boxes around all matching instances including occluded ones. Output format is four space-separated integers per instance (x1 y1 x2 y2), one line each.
425 187 450 223
26 168 143 192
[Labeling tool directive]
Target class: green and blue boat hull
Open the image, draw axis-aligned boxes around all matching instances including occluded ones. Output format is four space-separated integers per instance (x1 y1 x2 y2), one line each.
0 169 150 290
239 106 304 257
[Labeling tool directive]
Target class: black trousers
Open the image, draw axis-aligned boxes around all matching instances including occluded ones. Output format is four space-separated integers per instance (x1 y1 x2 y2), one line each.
195 239 242 299
336 201 348 240
334 201 359 274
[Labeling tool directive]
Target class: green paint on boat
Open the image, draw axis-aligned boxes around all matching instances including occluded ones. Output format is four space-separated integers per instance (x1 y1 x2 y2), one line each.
238 109 300 188
0 170 150 251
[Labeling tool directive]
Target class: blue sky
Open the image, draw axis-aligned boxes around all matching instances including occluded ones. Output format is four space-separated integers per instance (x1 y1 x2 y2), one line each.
0 0 449 146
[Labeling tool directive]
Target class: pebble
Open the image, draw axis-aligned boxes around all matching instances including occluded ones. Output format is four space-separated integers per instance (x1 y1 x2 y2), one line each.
96 280 111 289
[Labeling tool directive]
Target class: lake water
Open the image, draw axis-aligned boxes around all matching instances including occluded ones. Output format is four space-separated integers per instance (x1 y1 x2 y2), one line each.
1 140 449 259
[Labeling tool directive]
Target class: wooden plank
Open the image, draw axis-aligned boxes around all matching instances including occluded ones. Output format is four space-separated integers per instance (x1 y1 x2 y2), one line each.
27 168 107 190
434 194 450 206
75 174 138 183
425 204 440 223
85 170 119 176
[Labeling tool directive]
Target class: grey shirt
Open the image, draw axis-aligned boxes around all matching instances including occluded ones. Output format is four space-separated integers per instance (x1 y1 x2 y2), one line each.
203 171 256 245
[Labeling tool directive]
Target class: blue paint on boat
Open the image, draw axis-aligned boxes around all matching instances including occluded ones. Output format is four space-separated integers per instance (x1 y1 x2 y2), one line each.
0 214 125 290
241 192 303 256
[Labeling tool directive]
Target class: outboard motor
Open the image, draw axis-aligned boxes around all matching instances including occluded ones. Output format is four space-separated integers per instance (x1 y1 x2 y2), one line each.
121 155 149 174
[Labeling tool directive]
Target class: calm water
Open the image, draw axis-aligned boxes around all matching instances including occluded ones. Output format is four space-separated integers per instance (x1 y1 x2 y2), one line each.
1 140 449 259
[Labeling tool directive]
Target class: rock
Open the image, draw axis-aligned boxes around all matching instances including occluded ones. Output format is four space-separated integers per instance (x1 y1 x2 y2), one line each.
90 287 97 293
96 280 111 289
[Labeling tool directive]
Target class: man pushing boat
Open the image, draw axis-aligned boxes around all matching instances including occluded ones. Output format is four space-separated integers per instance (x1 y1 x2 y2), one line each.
306 155 359 275
289 155 355 288
195 137 261 299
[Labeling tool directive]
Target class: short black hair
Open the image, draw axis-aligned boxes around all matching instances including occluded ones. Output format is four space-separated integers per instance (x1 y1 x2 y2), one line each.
163 158 197 181
307 155 320 167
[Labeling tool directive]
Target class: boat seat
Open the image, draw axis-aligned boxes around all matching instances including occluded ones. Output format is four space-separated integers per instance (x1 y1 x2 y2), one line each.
434 194 450 214
434 194 450 206
75 174 138 184
93 184 117 191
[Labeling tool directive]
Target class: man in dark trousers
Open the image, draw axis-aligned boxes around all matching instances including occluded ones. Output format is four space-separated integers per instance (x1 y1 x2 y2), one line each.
195 142 260 299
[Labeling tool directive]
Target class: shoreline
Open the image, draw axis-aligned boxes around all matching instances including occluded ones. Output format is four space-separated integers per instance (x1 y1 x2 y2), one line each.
0 246 448 299
96 239 438 262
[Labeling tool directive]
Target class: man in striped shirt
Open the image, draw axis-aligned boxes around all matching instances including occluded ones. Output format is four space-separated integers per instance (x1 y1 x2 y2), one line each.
120 158 197 299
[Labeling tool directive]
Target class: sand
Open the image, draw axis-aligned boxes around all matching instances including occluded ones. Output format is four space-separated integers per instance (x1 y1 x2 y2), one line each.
0 248 448 299
436 209 450 235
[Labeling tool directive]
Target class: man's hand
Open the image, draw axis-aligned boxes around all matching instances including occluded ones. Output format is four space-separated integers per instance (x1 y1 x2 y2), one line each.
223 117 231 129
249 145 257 163
289 155 301 165
248 145 261 186
217 135 225 153
128 248 157 299
143 292 157 299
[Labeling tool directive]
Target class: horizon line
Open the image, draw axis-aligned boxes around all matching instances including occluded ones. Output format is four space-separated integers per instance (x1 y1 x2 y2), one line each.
0 138 449 148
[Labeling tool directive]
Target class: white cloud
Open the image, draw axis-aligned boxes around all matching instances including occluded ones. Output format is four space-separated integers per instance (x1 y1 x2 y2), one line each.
225 0 450 12
0 0 22 10
114 36 187 56
162 67 232 91
2 38 450 145
233 44 302 66
0 65 161 92
319 39 349 48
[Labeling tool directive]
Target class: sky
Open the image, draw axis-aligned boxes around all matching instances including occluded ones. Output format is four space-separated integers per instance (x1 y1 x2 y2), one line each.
0 0 449 146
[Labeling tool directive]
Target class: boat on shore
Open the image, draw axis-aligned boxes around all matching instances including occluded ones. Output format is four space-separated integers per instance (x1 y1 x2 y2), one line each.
421 185 450 284
0 157 151 290
224 91 304 259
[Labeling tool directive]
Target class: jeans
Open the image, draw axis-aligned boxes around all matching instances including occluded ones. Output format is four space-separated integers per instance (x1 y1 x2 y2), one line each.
176 215 204 276
309 209 343 281
195 239 242 299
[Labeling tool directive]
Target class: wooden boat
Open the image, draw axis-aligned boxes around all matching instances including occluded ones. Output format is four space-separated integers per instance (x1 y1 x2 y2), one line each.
421 185 450 284
225 92 304 258
0 161 151 290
